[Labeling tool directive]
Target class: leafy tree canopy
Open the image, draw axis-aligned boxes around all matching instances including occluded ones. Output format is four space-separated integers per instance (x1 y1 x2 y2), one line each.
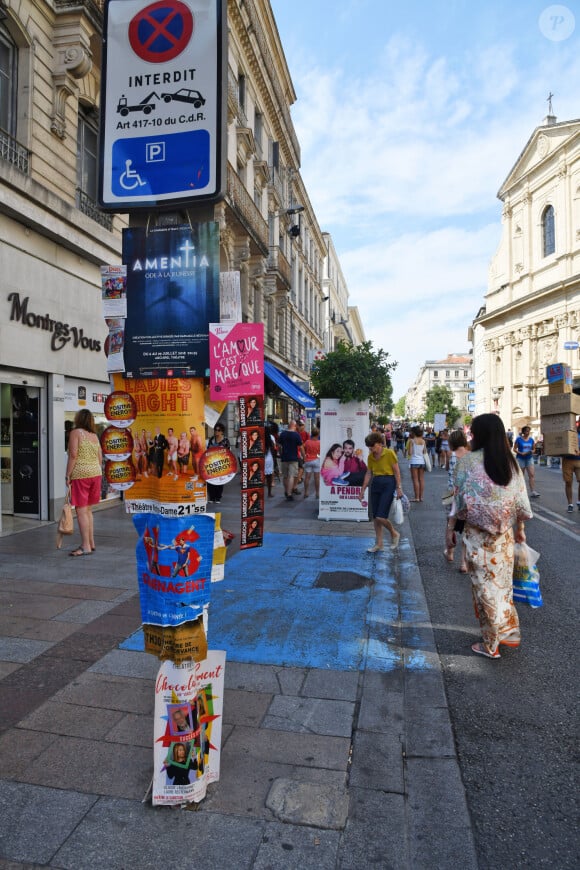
423 384 461 427
310 341 397 405
393 396 406 417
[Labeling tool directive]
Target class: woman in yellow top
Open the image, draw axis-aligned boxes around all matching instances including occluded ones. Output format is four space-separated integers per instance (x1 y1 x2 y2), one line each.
358 432 403 552
65 409 103 556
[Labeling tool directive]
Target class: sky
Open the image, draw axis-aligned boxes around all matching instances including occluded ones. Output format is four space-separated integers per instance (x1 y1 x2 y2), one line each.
269 0 580 400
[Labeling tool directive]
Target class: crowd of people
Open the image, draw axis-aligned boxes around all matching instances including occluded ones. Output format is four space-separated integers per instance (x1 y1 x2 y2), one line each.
64 405 579 660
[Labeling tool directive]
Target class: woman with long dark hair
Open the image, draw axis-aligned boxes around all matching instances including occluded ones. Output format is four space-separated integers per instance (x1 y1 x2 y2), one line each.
454 414 533 659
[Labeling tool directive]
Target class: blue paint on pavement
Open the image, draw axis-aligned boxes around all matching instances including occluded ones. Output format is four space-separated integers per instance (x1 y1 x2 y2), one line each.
120 531 433 671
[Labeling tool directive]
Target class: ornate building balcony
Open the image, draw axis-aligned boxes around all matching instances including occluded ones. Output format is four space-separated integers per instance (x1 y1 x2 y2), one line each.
0 128 30 174
267 245 291 290
225 163 269 255
76 188 114 230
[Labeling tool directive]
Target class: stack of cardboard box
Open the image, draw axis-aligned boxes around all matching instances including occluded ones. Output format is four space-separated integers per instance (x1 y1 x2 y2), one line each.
540 364 580 455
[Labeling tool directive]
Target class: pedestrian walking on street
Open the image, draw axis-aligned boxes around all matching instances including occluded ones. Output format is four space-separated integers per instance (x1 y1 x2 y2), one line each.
65 409 103 557
561 426 580 512
443 429 469 572
438 428 451 469
358 432 403 552
278 421 304 501
302 427 321 498
406 425 427 502
513 425 540 498
454 414 533 659
263 424 277 497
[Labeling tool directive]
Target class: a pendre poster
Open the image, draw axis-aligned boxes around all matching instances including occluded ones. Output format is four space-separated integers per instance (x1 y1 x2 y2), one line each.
319 399 370 521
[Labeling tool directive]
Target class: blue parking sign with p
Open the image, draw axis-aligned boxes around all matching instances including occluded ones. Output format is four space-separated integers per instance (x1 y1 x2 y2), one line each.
111 130 210 197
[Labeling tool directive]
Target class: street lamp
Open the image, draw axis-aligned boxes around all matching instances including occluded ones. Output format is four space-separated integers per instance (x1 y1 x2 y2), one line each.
280 205 304 238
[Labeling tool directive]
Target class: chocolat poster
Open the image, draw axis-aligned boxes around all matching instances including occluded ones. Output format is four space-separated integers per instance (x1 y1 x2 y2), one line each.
152 653 225 806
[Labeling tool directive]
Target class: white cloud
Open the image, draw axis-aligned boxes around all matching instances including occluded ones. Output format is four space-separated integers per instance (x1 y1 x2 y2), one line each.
281 26 580 398
339 224 499 396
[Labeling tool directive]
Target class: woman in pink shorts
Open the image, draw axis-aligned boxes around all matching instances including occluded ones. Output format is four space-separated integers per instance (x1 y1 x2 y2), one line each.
65 409 103 556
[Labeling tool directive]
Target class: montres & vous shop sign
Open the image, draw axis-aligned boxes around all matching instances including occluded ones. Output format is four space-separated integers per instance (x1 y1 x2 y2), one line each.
7 293 102 353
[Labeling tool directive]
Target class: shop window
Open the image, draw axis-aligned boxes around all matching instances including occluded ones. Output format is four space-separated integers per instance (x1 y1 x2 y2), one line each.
542 205 555 256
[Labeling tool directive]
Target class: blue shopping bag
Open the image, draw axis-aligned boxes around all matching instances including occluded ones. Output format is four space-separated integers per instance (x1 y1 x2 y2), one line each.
513 543 543 608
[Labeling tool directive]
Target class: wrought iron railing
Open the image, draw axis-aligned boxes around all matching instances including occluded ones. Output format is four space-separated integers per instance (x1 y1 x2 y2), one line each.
267 245 291 287
0 128 30 174
226 163 269 252
227 70 248 128
76 188 114 230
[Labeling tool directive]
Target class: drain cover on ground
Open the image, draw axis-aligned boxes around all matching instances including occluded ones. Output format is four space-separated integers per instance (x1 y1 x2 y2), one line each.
314 571 373 592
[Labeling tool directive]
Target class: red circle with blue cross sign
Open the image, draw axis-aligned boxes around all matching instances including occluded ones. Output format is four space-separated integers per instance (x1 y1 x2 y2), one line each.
128 0 194 64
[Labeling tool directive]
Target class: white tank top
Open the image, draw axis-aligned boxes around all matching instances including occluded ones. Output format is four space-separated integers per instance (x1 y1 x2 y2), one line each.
409 440 426 466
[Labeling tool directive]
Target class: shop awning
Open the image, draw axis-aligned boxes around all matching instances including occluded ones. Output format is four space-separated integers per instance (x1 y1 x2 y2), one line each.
264 362 317 409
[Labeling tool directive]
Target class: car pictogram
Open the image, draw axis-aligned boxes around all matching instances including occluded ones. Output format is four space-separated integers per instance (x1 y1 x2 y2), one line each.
161 88 206 108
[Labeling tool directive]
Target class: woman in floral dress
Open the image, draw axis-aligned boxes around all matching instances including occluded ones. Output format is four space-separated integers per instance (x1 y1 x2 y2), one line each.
454 414 533 659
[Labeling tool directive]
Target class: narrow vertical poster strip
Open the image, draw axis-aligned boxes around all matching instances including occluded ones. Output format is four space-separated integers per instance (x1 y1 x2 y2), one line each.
239 395 265 548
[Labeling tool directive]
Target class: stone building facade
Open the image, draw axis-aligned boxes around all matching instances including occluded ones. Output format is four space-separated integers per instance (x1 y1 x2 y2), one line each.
0 0 357 527
406 354 473 424
470 115 580 430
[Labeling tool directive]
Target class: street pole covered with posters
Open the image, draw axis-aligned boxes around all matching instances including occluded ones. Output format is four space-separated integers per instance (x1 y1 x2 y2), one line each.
97 0 248 806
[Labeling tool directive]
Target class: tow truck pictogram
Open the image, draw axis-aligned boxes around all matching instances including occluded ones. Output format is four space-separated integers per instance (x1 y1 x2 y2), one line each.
117 92 159 117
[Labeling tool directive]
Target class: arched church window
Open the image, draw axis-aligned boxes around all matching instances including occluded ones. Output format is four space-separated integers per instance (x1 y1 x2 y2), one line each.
542 205 555 257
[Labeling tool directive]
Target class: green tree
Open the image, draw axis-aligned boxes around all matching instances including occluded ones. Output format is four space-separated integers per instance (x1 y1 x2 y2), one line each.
310 341 397 405
423 385 460 426
376 380 394 420
393 396 406 417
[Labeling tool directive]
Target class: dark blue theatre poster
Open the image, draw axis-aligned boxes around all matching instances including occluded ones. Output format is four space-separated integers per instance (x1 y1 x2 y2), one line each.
122 222 220 378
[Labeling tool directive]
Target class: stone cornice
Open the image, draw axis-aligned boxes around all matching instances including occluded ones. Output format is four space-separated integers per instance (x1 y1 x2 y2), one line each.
475 277 580 326
228 0 300 167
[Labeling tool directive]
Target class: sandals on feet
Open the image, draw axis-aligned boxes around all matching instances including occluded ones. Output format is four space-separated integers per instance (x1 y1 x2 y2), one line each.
69 548 92 557
471 642 500 659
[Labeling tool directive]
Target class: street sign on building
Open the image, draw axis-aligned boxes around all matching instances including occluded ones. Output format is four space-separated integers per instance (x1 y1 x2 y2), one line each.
563 341 579 350
99 0 226 210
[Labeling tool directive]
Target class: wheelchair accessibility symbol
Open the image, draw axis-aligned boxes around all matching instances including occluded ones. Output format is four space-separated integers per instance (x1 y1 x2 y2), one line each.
110 131 210 200
120 159 147 190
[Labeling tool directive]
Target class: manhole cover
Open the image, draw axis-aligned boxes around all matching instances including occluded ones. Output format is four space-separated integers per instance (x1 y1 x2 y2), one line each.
314 571 373 592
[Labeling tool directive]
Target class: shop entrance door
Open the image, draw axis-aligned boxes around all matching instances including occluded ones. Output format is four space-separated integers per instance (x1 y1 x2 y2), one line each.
0 384 42 518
